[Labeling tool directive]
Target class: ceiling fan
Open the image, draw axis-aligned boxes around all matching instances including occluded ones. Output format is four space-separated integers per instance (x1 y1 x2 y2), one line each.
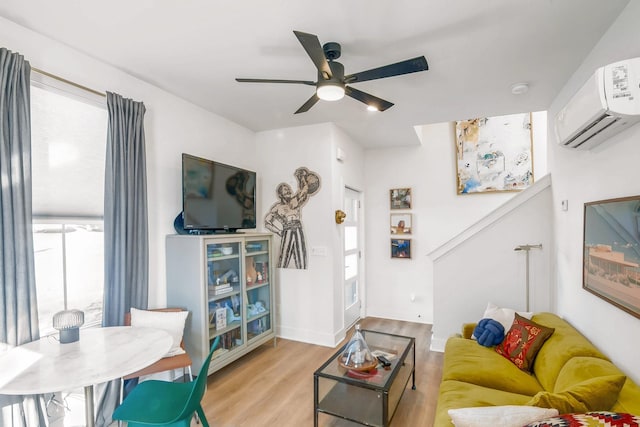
236 31 429 114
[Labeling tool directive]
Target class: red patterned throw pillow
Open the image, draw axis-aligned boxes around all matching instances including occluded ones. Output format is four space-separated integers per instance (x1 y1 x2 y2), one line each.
495 313 554 372
525 411 640 427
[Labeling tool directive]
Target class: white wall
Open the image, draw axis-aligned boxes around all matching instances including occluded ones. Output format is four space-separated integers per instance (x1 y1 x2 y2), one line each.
330 126 366 336
364 112 547 324
256 123 365 346
548 1 640 383
0 17 256 308
431 179 553 350
2 17 367 348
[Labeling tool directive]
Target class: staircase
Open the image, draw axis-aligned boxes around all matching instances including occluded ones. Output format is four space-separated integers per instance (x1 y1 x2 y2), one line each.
429 174 553 351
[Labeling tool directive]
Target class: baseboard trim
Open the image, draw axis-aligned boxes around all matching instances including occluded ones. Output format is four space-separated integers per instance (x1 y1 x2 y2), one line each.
430 335 447 353
277 324 336 347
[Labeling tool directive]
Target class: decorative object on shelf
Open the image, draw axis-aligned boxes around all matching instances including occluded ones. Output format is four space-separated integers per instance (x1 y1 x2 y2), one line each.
390 188 411 209
225 304 241 322
245 257 257 284
52 309 84 343
254 262 268 284
339 324 377 372
390 213 412 235
391 238 411 259
215 307 227 330
218 268 238 284
583 195 640 319
455 112 533 195
335 209 346 224
264 166 321 270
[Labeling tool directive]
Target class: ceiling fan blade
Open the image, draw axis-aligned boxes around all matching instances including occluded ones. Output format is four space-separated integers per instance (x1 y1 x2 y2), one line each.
293 30 332 80
344 56 428 84
345 86 394 111
294 93 320 114
236 78 316 86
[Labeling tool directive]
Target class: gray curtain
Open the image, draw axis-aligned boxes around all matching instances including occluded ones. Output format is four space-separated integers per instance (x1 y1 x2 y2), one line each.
0 47 47 426
96 91 148 427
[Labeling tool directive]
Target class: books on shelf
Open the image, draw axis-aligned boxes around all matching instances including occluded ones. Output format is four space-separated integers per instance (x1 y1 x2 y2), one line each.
212 284 233 295
209 282 235 297
245 243 262 252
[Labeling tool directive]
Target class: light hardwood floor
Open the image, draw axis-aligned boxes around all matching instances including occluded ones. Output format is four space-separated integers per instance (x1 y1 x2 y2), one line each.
199 317 444 427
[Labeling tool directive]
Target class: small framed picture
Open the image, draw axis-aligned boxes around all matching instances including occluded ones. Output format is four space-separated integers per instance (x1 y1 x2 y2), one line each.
390 188 411 209
391 238 411 259
390 213 412 235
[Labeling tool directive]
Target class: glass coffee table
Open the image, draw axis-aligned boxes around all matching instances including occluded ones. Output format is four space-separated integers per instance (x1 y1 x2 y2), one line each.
313 330 415 427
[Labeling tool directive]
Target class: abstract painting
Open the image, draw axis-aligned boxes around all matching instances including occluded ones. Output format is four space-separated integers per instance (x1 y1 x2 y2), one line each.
583 196 640 319
455 113 533 195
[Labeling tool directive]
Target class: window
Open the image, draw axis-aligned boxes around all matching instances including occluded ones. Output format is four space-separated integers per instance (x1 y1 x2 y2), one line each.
30 74 107 336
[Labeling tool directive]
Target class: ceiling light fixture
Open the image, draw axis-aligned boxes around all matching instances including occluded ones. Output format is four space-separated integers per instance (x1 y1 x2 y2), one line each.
367 105 379 112
317 81 345 101
510 82 529 95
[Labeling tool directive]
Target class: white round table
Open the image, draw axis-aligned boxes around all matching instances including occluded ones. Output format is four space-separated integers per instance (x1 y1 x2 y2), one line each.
0 326 172 427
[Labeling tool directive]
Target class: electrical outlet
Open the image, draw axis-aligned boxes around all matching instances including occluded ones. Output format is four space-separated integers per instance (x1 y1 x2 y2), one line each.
561 200 568 211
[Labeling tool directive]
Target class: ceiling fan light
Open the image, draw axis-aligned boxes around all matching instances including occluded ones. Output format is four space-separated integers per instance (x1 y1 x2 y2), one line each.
317 83 345 101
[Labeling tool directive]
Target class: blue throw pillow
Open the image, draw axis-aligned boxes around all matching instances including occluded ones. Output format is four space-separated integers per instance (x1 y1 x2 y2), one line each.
473 318 505 347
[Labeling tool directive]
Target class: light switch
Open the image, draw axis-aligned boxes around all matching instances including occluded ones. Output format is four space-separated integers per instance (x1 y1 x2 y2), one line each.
311 246 327 256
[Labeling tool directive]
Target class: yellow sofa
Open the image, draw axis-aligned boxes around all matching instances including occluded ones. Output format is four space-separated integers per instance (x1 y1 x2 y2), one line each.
434 312 640 426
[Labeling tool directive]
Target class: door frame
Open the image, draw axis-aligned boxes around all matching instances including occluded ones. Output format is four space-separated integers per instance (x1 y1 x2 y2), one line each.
343 186 365 330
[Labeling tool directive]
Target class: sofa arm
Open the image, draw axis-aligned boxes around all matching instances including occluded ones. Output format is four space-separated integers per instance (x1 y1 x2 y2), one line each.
462 323 477 339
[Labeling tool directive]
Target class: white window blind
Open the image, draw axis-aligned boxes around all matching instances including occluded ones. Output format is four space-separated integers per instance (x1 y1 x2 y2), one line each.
30 73 107 218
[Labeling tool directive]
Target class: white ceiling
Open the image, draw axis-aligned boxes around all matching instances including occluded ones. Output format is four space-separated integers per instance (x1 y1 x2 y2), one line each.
0 0 629 148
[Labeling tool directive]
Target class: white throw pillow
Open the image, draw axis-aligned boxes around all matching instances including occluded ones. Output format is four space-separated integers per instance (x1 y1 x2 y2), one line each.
448 406 558 427
130 308 188 357
482 302 533 333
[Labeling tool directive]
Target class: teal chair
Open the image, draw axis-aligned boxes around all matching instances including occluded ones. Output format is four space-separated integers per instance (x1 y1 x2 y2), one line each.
113 336 220 427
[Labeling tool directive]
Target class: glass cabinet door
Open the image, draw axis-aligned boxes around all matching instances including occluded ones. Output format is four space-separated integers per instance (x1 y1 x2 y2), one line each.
244 239 272 341
206 241 243 360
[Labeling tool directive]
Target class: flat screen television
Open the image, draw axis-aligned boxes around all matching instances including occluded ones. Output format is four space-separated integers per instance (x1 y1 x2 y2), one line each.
182 153 256 232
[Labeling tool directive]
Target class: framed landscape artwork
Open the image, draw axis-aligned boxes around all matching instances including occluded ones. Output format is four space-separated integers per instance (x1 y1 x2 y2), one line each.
455 113 533 195
391 238 411 259
390 188 411 209
583 195 640 319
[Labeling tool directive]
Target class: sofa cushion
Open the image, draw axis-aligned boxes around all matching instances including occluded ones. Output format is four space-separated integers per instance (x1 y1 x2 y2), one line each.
479 302 533 333
553 356 623 392
130 308 188 357
435 380 534 427
473 318 505 347
553 356 640 414
448 405 558 427
495 314 554 372
526 375 626 414
530 313 608 391
443 337 544 396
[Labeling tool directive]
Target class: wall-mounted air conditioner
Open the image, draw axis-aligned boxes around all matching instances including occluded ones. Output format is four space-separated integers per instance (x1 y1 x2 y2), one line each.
556 57 640 150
